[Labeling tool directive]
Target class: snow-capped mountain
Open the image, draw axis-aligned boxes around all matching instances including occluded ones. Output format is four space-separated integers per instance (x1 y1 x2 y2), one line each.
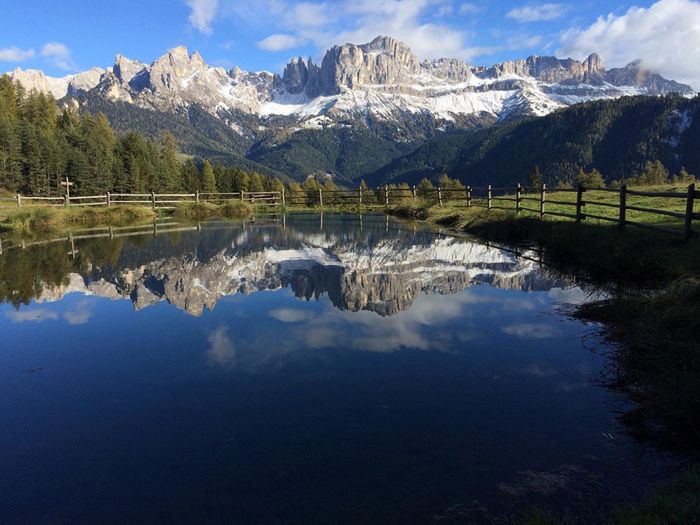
8 35 693 134
27 219 575 317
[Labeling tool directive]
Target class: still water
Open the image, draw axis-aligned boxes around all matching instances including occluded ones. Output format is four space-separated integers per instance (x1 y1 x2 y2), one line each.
0 214 671 523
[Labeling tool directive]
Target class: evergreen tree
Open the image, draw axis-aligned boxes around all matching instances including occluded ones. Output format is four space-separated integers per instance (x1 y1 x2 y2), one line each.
201 160 216 193
159 132 181 191
248 172 264 192
182 159 200 192
528 165 543 188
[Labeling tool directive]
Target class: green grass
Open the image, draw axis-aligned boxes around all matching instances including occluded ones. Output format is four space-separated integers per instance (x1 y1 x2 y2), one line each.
577 278 700 449
388 199 700 288
172 200 252 220
0 201 255 235
612 468 700 525
524 468 700 524
0 205 156 235
389 188 700 465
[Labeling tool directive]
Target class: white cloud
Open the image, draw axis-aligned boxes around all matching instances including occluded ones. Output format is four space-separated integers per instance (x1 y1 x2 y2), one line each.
269 308 314 322
62 300 93 325
459 3 481 14
40 42 74 71
558 0 700 89
206 326 236 366
241 0 496 61
501 322 559 339
6 308 59 323
186 0 220 34
258 33 306 52
507 3 569 22
0 46 36 62
334 0 476 60
289 2 332 28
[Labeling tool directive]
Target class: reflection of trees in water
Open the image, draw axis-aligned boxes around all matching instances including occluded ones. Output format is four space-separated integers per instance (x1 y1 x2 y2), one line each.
0 244 72 308
0 215 569 313
0 237 125 309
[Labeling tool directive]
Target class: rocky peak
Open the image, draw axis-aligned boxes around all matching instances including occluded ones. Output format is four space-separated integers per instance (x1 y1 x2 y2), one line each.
423 58 472 82
488 54 606 84
9 68 68 98
149 46 208 91
67 67 107 95
282 57 310 94
605 60 694 95
278 36 423 97
113 54 146 83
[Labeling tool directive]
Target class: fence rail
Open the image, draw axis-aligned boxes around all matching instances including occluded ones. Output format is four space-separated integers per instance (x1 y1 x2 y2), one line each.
2 190 285 210
4 181 698 240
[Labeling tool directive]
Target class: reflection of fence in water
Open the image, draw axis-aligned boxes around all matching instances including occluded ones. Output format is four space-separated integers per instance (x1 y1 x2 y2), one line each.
0 215 280 256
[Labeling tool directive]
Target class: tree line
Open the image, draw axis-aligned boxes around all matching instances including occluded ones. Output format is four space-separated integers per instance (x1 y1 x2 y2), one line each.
0 75 291 197
526 161 696 190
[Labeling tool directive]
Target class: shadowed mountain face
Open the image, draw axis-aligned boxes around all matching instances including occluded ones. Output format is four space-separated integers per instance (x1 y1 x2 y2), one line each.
1 214 576 317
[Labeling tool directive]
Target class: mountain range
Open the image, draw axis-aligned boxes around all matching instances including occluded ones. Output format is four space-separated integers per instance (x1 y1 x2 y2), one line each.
19 218 572 317
6 35 698 185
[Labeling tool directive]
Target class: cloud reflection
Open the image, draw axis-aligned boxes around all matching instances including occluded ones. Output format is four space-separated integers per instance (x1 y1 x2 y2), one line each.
206 326 237 367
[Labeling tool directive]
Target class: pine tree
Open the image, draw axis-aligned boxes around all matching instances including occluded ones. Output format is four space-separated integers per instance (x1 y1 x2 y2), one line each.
159 132 181 191
528 165 543 188
248 172 264 192
201 160 216 193
182 159 200 192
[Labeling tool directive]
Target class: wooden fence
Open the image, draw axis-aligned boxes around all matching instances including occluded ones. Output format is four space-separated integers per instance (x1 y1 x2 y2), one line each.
0 191 283 210
2 182 697 239
284 183 698 240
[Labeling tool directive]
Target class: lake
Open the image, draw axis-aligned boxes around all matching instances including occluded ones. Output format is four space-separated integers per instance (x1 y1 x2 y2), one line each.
0 214 675 524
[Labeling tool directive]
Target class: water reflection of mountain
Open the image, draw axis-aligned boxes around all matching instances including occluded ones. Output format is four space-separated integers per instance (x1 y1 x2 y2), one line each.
2 215 573 316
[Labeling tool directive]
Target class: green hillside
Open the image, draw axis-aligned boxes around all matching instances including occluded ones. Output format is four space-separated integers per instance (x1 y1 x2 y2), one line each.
366 95 700 187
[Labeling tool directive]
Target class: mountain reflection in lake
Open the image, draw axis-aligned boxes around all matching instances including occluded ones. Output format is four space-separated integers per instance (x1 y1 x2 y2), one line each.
0 214 670 524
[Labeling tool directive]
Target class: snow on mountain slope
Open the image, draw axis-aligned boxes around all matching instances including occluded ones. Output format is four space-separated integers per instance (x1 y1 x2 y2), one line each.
6 35 694 133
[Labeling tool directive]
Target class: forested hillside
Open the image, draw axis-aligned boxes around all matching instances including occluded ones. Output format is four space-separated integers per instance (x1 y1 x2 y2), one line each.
366 95 700 187
0 75 288 195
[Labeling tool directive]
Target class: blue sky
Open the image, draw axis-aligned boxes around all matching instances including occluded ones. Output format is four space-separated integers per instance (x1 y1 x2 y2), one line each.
2 1 700 87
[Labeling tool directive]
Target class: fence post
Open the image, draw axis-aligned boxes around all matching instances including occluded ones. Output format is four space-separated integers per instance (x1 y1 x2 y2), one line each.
106 192 111 207
684 183 696 240
540 184 546 219
16 194 21 207
151 191 156 210
412 185 417 199
359 186 363 205
487 185 492 210
282 188 286 207
466 186 472 207
64 195 69 208
319 187 323 207
385 186 389 206
576 184 585 222
619 184 627 228
195 191 200 203
516 183 522 213
437 187 443 207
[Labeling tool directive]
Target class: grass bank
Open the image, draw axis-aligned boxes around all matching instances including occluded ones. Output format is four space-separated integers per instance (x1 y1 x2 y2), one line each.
525 468 700 524
172 200 252 220
389 200 700 445
0 201 254 235
387 198 700 522
388 200 700 287
0 205 156 235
